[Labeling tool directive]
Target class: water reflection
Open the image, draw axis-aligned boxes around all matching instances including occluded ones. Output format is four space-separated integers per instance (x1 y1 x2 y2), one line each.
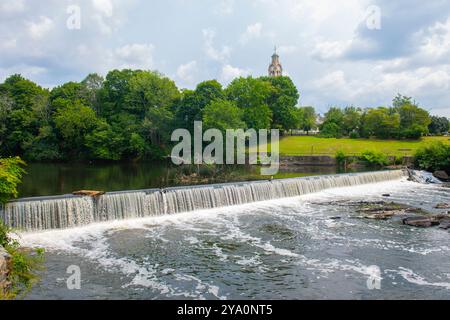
18 162 368 198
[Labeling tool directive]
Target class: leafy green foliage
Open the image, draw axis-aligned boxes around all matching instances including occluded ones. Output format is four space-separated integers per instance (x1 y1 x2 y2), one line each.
361 107 400 139
203 100 246 132
260 76 299 132
429 116 449 135
0 157 26 204
295 106 317 134
415 141 450 173
319 107 345 138
226 77 273 130
0 71 442 164
360 150 389 167
335 150 347 166
0 221 44 300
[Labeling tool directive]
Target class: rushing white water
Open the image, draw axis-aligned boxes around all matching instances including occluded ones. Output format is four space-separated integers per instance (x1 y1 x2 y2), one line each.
0 170 406 231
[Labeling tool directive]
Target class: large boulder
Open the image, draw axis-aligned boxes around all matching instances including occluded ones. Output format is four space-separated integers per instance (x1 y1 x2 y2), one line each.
433 171 449 182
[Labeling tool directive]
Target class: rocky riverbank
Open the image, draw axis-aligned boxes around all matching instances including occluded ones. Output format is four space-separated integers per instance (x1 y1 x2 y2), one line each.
0 246 11 296
318 199 450 230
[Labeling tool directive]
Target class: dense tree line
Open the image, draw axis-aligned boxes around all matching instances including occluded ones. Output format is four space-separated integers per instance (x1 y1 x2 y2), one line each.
0 71 447 162
0 71 308 161
319 94 448 139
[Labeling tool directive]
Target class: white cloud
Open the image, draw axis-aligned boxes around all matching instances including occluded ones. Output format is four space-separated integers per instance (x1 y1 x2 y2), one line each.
27 16 54 40
113 43 154 70
220 64 249 83
311 40 350 60
417 17 450 62
239 23 263 44
92 0 114 17
202 28 232 62
176 61 198 84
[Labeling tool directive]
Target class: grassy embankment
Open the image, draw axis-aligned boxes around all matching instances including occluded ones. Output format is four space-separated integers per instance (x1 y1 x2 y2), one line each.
274 136 450 158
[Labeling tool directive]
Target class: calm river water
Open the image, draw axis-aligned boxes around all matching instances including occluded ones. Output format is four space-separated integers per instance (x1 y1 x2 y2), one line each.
18 162 351 198
21 177 449 300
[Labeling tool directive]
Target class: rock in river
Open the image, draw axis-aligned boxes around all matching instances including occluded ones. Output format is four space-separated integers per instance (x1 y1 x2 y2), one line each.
434 203 450 209
402 216 440 228
433 170 449 182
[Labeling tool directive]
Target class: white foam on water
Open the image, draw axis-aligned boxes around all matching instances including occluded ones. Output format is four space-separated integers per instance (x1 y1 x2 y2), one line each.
389 267 450 290
16 175 449 298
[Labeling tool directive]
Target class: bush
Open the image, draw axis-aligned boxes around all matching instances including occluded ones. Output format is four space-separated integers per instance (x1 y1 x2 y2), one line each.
415 142 450 173
349 131 360 139
0 157 26 205
0 222 45 300
360 150 389 167
319 122 343 138
335 150 347 166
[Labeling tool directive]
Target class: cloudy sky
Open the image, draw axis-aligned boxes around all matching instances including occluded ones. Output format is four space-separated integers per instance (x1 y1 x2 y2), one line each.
1 0 450 116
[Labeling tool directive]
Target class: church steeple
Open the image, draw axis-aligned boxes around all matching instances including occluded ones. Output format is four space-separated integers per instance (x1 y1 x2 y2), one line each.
268 46 283 77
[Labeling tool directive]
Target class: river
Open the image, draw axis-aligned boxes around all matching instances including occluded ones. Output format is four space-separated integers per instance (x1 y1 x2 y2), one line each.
19 175 449 300
17 162 354 198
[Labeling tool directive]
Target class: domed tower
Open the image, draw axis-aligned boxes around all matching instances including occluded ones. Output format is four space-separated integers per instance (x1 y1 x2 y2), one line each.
268 47 283 77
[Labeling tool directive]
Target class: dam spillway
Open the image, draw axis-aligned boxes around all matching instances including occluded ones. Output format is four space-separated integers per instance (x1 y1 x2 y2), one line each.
0 170 406 231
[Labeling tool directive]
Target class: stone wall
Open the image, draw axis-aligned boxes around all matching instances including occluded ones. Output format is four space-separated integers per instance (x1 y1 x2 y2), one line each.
0 246 11 295
280 156 337 167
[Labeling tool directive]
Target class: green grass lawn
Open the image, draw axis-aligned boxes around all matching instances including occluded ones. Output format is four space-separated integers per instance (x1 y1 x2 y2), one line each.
274 136 450 157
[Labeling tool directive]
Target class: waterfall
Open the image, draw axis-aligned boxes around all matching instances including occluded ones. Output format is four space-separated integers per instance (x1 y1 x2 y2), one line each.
0 170 406 231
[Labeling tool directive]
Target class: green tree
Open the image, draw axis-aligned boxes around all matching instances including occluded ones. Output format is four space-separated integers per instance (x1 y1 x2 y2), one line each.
226 77 273 130
392 94 414 110
397 103 431 139
54 101 101 158
342 106 362 136
360 107 400 139
428 116 449 135
50 82 90 110
260 76 299 132
298 106 317 134
0 75 50 157
320 107 344 138
99 69 141 118
174 80 224 130
203 99 245 132
125 70 180 119
81 73 104 113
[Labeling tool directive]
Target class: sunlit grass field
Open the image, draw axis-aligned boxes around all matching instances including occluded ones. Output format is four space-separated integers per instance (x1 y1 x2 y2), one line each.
274 136 450 157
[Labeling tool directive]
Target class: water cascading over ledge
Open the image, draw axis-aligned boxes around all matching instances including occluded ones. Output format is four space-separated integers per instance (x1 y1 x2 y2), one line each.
0 170 406 231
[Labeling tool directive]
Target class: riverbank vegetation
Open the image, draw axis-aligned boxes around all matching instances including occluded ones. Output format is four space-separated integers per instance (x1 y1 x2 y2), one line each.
0 157 44 300
1 71 448 163
318 95 445 140
0 222 44 300
0 157 26 204
415 142 450 173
